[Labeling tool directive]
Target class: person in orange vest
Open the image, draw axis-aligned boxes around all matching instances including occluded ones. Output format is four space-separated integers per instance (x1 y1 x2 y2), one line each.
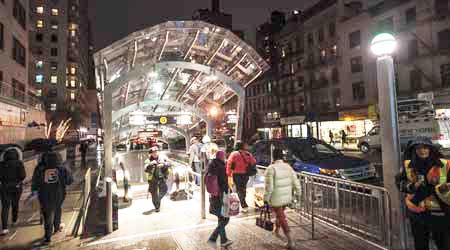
401 137 450 250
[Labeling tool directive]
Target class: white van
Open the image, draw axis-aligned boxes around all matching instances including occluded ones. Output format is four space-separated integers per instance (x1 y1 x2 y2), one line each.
357 117 450 153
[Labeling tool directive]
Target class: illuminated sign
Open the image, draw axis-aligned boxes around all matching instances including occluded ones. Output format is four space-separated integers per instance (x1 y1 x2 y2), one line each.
176 115 192 125
147 116 176 125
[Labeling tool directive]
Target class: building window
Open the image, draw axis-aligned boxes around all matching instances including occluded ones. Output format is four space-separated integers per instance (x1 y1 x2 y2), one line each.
408 39 418 60
37 20 44 28
35 74 44 83
436 0 450 16
50 75 58 84
441 63 450 87
70 92 75 100
36 33 43 42
410 70 422 91
332 68 339 83
331 44 337 56
12 37 26 66
0 71 3 90
298 77 304 88
438 29 450 50
12 78 25 102
0 22 3 50
333 88 341 107
51 48 58 57
406 7 416 25
50 104 57 111
51 8 59 16
352 82 365 101
350 56 363 73
70 78 76 87
70 30 76 37
69 23 78 30
51 20 59 30
281 47 286 58
70 67 76 75
51 62 58 70
36 6 44 14
13 0 26 29
36 60 43 69
36 89 42 97
308 33 313 46
329 22 336 37
349 30 361 49
378 17 394 33
318 27 324 42
51 34 58 43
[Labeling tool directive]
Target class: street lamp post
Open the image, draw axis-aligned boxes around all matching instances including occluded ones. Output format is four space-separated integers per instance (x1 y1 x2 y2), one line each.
371 33 406 250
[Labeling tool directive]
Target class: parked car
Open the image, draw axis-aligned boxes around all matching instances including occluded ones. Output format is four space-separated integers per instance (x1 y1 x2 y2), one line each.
115 144 127 151
252 138 377 181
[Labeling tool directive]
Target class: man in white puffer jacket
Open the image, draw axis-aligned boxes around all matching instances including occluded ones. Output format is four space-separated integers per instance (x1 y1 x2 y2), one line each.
264 148 301 249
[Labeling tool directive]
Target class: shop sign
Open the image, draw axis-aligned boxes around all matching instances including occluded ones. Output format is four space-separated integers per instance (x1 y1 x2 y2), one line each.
339 109 368 121
139 130 162 138
226 114 238 124
280 116 305 125
175 115 192 125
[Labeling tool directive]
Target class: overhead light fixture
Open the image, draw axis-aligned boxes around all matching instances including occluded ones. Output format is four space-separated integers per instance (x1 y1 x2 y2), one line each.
151 37 157 42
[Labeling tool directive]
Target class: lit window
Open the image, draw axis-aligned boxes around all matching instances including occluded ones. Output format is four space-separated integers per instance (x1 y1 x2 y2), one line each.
36 61 43 69
36 89 42 96
70 92 75 100
36 74 44 83
69 23 78 30
50 103 57 111
51 62 58 70
36 6 44 14
51 8 59 16
70 79 76 87
37 20 44 28
70 67 76 74
51 75 58 84
51 20 58 30
70 30 76 37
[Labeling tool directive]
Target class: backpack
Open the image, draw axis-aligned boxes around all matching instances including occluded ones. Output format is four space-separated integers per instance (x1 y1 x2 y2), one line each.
205 172 220 197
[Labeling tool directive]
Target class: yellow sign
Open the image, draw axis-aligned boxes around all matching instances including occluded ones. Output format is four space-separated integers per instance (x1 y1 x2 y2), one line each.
159 116 168 124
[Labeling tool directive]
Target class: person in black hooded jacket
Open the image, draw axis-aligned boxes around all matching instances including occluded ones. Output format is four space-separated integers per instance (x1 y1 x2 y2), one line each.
207 150 233 248
0 147 26 235
31 151 73 244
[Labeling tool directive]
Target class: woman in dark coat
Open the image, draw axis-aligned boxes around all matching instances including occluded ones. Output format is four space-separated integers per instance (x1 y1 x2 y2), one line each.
207 151 233 248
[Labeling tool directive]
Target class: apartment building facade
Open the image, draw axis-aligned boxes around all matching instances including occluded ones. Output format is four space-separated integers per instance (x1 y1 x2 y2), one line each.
29 0 92 128
244 0 450 147
0 0 45 144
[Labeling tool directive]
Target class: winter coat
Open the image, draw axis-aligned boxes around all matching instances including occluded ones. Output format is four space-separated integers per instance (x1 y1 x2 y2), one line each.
264 160 301 207
226 150 256 176
208 159 229 216
0 149 26 190
32 159 73 207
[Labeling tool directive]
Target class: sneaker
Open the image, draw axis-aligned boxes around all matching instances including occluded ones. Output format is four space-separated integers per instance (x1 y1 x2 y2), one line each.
0 229 9 235
155 208 160 213
241 208 249 213
42 238 51 245
221 240 233 248
207 239 217 249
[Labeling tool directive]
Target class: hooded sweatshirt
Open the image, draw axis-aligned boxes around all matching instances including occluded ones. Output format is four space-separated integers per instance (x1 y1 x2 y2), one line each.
0 149 26 189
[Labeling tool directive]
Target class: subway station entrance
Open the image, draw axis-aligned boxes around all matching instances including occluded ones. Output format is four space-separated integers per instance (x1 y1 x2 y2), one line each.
92 20 269 239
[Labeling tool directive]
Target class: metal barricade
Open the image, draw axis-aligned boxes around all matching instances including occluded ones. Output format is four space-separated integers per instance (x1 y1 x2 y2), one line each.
296 172 392 249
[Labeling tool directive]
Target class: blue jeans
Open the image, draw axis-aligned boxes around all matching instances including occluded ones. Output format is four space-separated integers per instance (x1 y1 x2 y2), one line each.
209 216 230 243
192 162 201 185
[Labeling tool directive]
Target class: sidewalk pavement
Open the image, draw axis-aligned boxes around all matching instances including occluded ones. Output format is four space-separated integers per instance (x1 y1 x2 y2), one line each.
0 158 97 250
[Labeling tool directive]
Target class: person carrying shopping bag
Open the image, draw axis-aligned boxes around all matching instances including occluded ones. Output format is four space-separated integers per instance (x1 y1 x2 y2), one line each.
206 150 234 249
264 148 301 249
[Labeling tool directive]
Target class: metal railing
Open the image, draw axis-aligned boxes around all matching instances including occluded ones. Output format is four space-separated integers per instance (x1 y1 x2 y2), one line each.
0 81 43 110
255 165 392 250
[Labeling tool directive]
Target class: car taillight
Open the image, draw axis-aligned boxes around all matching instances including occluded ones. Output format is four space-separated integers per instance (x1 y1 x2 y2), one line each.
432 134 444 140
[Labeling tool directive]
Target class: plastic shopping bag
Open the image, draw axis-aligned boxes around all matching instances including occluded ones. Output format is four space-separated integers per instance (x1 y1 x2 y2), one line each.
222 192 240 217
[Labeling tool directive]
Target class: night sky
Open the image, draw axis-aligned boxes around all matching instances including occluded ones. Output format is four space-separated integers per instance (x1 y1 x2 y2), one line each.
88 0 314 51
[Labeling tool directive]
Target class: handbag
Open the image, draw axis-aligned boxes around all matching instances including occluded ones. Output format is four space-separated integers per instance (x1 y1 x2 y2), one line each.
256 205 274 231
240 152 257 176
222 192 240 217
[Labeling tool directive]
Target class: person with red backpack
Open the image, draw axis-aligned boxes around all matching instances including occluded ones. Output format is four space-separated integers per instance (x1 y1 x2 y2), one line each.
206 151 233 249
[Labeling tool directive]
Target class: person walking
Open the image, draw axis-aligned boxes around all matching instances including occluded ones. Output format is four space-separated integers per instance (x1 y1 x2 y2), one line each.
188 137 201 185
264 148 301 249
144 147 171 212
329 130 334 144
0 147 26 235
31 151 73 244
119 162 130 202
340 130 347 149
207 150 233 248
226 141 256 213
398 137 450 250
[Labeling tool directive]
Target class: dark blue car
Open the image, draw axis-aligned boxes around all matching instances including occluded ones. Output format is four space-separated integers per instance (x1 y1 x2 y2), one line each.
252 138 377 181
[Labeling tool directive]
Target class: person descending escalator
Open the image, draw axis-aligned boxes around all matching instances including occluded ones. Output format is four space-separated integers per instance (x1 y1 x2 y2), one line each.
144 147 171 212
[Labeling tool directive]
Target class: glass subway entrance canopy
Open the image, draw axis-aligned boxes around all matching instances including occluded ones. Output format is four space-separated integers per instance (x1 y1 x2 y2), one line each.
94 21 269 174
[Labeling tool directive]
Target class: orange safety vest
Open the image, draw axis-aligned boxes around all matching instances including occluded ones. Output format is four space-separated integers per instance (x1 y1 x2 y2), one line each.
404 159 450 213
